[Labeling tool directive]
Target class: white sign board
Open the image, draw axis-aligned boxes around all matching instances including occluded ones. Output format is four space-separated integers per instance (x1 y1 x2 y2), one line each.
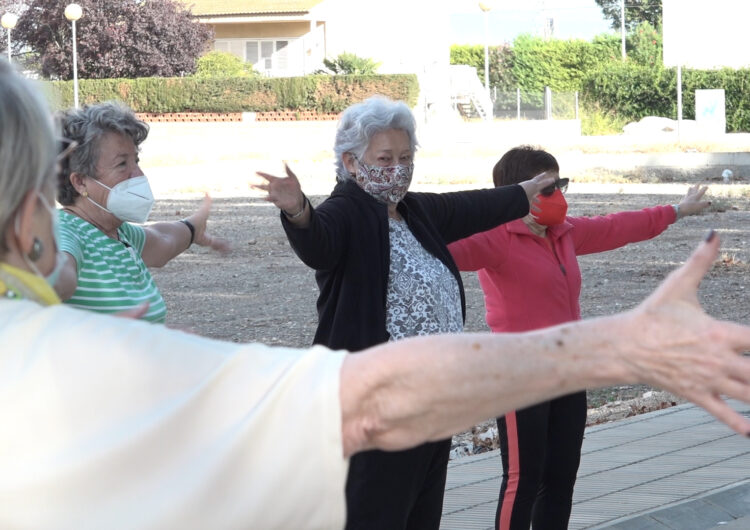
695 89 726 135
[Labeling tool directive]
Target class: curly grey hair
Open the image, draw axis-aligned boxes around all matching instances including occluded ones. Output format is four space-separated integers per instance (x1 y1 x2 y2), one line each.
58 101 149 205
0 60 57 255
333 96 418 182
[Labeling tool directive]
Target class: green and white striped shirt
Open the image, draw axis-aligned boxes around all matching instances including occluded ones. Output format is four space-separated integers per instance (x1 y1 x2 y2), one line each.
58 210 167 323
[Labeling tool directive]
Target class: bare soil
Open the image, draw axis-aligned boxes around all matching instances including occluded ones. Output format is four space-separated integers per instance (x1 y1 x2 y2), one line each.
148 188 750 457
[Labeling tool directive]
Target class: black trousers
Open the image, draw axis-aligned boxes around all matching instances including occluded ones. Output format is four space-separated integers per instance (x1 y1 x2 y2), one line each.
495 391 587 530
345 438 452 530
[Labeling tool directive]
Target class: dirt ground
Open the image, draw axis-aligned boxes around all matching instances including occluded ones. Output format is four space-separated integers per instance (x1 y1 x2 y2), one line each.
148 186 750 454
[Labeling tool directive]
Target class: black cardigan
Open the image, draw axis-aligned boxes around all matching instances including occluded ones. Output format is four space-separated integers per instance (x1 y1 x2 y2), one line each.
281 179 529 352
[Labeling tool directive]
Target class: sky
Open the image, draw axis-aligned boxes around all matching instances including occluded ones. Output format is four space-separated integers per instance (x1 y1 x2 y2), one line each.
448 0 614 45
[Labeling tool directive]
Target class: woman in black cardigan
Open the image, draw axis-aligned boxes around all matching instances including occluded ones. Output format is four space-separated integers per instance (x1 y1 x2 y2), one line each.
256 96 553 530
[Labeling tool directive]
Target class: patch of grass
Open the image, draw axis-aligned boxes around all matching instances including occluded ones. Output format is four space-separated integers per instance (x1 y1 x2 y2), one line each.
580 107 629 136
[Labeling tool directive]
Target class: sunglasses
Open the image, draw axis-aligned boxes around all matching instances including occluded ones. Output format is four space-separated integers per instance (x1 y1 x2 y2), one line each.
540 177 569 196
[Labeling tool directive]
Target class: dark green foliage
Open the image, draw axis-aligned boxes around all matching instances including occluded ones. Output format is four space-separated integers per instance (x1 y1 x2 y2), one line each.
582 63 750 132
45 74 420 113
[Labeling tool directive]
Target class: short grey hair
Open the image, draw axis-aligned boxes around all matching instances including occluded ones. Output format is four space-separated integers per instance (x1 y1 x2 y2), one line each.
58 101 149 205
333 96 418 182
0 60 57 255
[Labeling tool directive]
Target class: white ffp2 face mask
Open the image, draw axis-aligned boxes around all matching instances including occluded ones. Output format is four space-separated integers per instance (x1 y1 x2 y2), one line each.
88 175 155 223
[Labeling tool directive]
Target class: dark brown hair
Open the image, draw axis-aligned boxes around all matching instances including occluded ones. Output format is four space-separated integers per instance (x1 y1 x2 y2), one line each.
492 145 559 188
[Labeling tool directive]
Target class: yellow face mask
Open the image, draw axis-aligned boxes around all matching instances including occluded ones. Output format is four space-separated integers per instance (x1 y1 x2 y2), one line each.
0 262 61 306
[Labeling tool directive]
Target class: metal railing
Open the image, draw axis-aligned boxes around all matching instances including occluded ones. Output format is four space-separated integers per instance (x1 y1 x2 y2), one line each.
491 88 579 121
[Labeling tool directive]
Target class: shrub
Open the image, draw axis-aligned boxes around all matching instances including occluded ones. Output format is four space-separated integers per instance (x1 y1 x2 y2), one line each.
582 62 750 132
194 51 259 78
317 52 381 75
46 74 420 113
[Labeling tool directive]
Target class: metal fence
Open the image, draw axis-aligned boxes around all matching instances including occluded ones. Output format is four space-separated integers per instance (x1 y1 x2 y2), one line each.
491 88 579 120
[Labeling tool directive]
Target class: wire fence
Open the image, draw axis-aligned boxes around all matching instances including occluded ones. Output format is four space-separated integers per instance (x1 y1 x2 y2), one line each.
491 88 579 120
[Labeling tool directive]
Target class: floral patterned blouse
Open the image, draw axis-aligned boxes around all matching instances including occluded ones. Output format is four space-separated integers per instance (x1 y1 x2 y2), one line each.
385 218 463 340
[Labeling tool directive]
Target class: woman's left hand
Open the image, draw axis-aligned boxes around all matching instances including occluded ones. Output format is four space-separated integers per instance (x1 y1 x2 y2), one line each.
677 185 711 219
186 194 231 254
517 171 556 206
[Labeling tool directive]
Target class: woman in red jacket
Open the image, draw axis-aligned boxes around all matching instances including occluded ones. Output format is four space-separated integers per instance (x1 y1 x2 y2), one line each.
448 146 710 530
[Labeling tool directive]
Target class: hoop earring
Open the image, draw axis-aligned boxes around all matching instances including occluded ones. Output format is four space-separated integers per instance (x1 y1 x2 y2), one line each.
28 238 43 262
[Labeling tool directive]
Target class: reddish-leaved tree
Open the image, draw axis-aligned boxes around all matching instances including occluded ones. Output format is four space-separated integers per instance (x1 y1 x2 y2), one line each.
14 0 213 79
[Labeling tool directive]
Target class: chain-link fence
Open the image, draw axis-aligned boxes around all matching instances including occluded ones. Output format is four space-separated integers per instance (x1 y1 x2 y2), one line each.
491 88 579 120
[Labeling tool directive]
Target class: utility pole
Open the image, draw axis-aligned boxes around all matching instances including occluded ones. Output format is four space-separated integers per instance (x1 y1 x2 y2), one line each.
621 0 626 60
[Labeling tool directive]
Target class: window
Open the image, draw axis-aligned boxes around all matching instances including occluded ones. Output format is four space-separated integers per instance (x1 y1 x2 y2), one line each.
214 38 296 75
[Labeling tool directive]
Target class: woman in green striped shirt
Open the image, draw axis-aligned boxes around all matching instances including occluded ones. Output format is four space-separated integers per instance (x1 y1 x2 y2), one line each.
55 102 228 323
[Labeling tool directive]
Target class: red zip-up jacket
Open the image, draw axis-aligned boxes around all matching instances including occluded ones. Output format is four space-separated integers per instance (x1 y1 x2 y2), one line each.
448 206 676 332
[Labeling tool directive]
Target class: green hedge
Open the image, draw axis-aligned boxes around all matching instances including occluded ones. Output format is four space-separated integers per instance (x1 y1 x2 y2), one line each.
582 63 750 132
45 74 420 113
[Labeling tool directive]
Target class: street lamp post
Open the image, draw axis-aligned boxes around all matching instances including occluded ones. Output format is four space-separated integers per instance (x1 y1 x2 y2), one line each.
479 2 491 97
64 4 83 108
1 13 18 63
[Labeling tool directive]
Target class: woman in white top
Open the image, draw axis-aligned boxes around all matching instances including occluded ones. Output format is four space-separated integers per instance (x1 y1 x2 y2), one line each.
1 60 749 529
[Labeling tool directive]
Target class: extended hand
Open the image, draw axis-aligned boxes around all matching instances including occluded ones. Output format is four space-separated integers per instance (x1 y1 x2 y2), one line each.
254 163 305 214
188 194 231 254
677 184 710 218
518 171 556 206
625 231 750 436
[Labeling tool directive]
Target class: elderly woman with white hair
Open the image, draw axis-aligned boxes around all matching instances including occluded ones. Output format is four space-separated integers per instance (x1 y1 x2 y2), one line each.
257 96 554 529
54 102 228 322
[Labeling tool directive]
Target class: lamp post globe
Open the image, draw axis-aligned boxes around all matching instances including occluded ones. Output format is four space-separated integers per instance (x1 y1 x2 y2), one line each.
1 13 18 29
65 4 82 22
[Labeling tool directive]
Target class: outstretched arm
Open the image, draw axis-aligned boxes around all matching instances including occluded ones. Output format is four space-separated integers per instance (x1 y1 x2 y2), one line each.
341 231 750 456
142 194 230 268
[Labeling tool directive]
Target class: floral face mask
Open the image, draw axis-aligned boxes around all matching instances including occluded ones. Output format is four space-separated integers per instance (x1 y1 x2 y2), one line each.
353 156 414 204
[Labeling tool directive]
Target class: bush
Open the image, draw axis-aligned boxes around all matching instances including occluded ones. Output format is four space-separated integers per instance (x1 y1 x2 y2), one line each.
450 44 517 91
511 33 620 93
582 62 750 132
317 52 380 75
45 74 420 113
194 51 259 78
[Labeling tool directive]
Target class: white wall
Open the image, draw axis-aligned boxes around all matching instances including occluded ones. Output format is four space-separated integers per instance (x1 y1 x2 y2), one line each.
663 0 750 69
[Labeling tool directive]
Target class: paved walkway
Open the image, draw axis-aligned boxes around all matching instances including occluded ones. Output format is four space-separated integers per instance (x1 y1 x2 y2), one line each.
442 400 750 529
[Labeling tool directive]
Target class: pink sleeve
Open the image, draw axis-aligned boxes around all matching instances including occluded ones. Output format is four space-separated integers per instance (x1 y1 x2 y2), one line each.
568 205 677 256
448 227 507 272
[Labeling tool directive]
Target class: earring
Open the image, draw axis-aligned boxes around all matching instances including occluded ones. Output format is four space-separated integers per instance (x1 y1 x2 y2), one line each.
28 238 43 262
81 190 88 197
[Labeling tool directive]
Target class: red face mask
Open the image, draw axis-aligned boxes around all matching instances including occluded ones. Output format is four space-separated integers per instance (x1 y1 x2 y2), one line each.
532 189 568 226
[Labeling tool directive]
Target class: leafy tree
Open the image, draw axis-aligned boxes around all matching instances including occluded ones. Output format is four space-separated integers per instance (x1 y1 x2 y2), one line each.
316 52 380 75
450 43 517 91
595 0 662 32
627 21 662 66
194 51 259 78
14 0 213 79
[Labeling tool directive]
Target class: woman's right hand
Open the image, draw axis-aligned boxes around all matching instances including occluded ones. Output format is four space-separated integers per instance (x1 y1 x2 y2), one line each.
254 163 306 214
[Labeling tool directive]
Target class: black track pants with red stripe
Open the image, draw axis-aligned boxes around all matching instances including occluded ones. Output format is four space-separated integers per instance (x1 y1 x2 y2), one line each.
494 391 587 530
